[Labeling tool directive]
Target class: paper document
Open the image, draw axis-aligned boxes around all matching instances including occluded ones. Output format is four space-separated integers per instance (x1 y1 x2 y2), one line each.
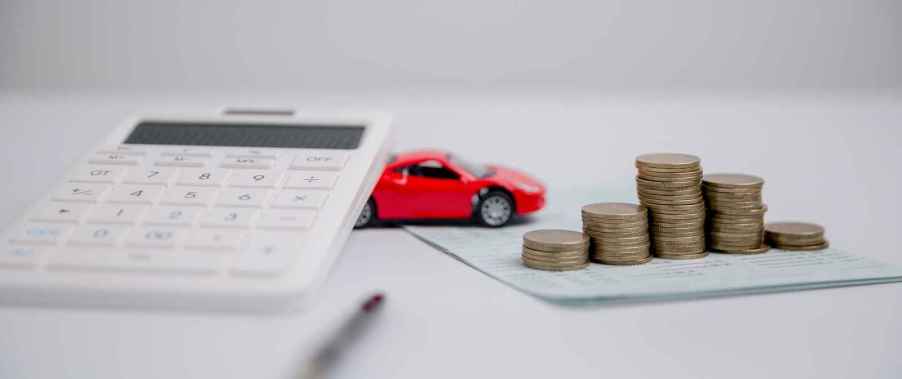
403 187 902 306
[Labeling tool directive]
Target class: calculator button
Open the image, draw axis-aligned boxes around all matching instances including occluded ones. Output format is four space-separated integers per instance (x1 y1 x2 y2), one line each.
123 167 177 186
106 185 164 204
52 183 110 203
143 206 199 226
199 209 257 228
67 225 129 247
85 205 146 224
29 202 91 223
125 227 183 249
185 230 244 251
176 168 228 187
291 151 349 171
257 210 316 230
270 190 328 209
231 234 301 276
220 157 274 170
160 187 217 207
155 155 205 167
69 166 127 183
226 149 278 159
162 149 212 158
215 189 268 208
48 251 219 275
97 145 147 155
0 246 42 269
88 152 140 166
284 172 339 189
9 224 71 246
227 170 282 188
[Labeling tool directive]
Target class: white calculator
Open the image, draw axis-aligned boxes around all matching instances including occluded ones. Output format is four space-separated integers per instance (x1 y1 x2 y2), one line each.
0 109 392 312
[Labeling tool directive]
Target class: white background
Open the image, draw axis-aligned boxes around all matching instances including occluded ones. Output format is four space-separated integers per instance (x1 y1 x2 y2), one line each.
1 1 901 378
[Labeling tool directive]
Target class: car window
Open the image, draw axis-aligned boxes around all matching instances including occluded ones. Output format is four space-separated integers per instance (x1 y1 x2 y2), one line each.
406 160 460 180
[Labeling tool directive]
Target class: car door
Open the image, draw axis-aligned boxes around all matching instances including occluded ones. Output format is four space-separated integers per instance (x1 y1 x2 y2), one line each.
394 159 473 219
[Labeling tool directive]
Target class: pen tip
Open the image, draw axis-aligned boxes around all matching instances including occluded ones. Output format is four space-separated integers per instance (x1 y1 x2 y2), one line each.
362 293 385 312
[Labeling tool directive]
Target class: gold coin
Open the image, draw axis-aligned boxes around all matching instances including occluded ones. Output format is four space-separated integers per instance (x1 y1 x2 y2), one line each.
594 243 651 253
636 177 701 189
523 260 590 271
709 205 767 216
581 202 647 221
639 196 705 206
522 254 589 265
701 185 762 195
764 222 825 239
638 187 703 196
581 217 649 228
709 231 762 240
593 255 653 265
638 173 704 183
635 153 701 169
711 245 770 254
770 241 830 251
702 173 764 188
655 251 708 259
521 247 587 259
523 229 589 252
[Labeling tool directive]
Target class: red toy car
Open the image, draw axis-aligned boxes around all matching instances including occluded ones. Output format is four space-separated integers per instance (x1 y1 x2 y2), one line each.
355 150 546 227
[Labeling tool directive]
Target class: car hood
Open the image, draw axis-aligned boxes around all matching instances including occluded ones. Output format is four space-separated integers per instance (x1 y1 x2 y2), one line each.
486 165 546 191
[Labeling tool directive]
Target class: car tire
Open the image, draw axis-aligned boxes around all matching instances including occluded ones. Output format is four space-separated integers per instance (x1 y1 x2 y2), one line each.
354 198 377 228
476 190 514 227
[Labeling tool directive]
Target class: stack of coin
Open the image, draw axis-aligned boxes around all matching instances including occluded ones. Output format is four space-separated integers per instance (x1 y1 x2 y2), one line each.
521 229 590 271
765 222 829 251
702 173 769 254
635 153 707 259
581 202 652 265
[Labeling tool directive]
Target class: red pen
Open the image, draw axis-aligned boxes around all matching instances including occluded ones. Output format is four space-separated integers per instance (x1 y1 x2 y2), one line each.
300 292 386 379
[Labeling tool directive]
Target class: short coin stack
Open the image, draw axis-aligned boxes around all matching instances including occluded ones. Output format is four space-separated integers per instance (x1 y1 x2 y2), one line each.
765 222 829 251
581 202 652 265
635 153 707 259
703 173 769 254
521 229 590 271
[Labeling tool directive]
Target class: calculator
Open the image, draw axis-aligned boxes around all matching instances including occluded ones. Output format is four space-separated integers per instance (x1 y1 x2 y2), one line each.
0 109 392 312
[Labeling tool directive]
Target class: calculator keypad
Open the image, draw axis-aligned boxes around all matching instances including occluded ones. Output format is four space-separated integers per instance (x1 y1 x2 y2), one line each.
8 145 346 277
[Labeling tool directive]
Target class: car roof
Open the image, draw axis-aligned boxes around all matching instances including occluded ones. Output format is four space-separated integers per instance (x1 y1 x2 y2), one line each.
390 149 449 165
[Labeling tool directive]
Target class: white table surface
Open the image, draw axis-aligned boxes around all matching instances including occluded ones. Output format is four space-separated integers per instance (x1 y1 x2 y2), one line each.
1 90 900 379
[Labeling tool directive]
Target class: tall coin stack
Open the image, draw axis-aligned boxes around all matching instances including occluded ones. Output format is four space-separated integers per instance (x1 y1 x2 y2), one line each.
702 173 769 254
581 202 652 265
521 229 590 271
635 153 707 259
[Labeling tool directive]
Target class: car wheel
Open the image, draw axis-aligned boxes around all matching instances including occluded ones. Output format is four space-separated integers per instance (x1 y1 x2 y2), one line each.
476 190 514 227
354 198 377 228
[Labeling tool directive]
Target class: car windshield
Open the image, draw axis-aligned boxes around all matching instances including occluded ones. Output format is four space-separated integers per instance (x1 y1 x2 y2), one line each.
448 154 493 178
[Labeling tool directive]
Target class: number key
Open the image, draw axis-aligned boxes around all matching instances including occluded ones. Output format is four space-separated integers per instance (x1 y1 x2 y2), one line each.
125 227 183 249
227 170 282 188
215 189 268 208
68 225 129 247
160 187 217 207
177 168 228 187
143 206 199 226
199 209 257 228
123 167 177 186
85 205 146 224
106 185 163 204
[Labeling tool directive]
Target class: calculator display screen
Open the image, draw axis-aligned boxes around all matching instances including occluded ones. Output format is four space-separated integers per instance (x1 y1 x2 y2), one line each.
124 121 364 149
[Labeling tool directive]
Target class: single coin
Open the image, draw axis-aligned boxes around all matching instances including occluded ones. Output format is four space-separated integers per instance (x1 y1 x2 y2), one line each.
581 202 647 221
522 254 589 265
638 187 703 196
523 229 590 252
636 165 702 174
764 222 825 239
639 196 705 206
655 251 709 259
637 177 701 189
635 153 701 169
770 241 830 251
521 247 588 259
702 173 764 189
593 255 653 265
522 259 590 271
711 245 770 254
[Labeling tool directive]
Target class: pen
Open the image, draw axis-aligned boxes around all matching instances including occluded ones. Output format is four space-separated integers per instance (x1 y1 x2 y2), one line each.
299 292 386 379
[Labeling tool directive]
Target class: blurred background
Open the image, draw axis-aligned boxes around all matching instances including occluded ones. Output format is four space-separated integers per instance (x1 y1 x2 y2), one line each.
2 0 900 92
